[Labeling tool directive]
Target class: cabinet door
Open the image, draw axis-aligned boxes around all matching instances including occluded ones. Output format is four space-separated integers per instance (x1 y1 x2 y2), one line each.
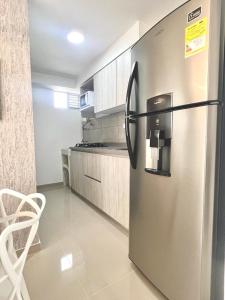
101 155 117 218
85 177 102 208
116 49 131 106
116 157 130 228
103 60 117 110
82 152 102 207
94 60 117 113
78 152 85 196
94 71 103 113
83 153 101 182
101 155 130 229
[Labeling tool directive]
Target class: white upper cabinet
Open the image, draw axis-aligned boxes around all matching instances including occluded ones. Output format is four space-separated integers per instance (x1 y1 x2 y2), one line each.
94 49 131 114
103 60 117 111
116 49 131 106
94 71 102 113
94 60 117 113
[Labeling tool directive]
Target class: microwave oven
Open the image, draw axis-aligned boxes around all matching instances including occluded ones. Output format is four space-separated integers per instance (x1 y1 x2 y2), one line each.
80 91 94 111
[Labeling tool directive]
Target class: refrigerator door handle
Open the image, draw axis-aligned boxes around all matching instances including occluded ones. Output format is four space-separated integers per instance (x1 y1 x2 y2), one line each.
126 61 138 117
129 100 221 120
125 61 138 169
125 116 137 169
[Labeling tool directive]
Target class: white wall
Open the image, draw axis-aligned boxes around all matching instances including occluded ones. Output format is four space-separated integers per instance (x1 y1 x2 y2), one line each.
33 86 82 185
32 71 78 93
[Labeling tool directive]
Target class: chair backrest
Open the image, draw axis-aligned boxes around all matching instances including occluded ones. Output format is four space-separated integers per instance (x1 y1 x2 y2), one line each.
0 189 45 222
0 189 46 300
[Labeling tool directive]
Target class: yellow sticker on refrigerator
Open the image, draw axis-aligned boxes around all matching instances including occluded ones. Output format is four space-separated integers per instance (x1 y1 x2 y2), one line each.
185 17 208 58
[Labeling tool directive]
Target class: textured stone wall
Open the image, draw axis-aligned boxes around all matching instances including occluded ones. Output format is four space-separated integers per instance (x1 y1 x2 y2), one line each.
0 0 37 249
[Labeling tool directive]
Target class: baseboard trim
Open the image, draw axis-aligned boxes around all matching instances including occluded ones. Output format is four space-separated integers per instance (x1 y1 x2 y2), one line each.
37 182 64 192
71 188 129 236
16 241 41 256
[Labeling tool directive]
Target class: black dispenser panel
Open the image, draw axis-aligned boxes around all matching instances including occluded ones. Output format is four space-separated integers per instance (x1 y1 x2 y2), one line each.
145 94 172 176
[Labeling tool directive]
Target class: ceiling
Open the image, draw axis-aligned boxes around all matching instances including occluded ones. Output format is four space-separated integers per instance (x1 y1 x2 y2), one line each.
29 0 185 79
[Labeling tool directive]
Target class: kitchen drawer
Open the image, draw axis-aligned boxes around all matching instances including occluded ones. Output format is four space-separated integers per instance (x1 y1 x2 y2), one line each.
83 153 101 182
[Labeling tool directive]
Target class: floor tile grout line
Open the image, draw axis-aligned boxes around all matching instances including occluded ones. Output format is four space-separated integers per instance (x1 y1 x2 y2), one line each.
87 269 135 298
77 280 91 300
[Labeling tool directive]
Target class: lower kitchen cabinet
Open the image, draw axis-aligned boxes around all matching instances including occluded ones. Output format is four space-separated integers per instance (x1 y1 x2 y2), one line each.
70 151 130 229
116 157 130 228
82 152 102 207
101 155 130 228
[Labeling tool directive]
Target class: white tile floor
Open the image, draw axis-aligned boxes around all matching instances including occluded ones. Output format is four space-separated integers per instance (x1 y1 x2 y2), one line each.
24 186 166 300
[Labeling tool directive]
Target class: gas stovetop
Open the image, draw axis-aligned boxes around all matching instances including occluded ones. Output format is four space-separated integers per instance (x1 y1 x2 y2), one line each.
72 143 107 148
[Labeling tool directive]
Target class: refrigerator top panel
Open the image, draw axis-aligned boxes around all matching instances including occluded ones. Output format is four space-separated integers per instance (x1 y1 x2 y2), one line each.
131 0 220 114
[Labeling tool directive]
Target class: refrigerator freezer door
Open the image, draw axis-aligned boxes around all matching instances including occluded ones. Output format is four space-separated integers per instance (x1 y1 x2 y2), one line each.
130 0 220 115
129 105 217 300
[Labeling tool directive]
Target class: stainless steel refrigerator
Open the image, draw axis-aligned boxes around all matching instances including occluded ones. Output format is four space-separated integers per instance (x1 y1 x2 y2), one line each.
125 0 225 299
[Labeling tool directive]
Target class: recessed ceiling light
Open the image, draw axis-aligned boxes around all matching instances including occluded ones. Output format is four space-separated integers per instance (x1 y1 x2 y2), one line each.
67 31 85 44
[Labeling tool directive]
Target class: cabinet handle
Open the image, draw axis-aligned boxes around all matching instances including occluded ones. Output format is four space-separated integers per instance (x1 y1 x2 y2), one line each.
84 174 101 183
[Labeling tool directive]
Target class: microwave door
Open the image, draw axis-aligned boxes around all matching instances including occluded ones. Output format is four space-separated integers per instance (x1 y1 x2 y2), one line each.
80 94 87 108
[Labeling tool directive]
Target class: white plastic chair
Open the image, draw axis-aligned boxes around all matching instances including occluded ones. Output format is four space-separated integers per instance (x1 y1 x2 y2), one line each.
0 189 46 300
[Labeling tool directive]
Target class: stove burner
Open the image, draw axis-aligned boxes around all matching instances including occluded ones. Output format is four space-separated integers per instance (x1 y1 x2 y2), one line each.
74 143 107 148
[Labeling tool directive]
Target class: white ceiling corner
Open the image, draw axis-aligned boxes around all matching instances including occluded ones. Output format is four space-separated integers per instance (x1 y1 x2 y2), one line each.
29 0 187 80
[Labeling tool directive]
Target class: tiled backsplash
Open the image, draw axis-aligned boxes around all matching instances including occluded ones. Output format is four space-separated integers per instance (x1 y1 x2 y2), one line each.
83 112 126 143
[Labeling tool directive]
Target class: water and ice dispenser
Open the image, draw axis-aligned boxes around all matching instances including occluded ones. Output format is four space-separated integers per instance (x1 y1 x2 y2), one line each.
145 94 172 176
